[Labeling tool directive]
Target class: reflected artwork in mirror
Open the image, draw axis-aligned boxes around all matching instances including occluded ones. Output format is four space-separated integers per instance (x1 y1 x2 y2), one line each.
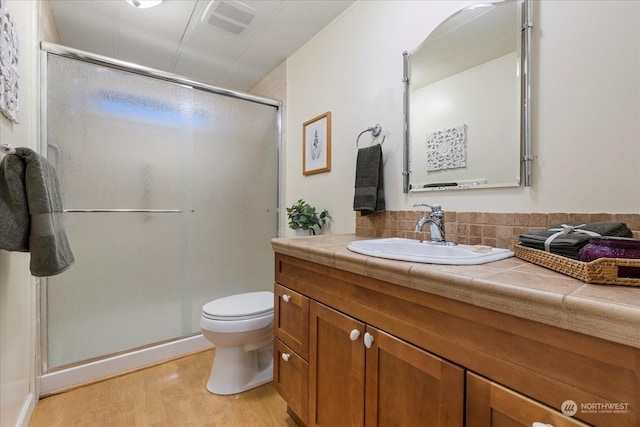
402 0 532 193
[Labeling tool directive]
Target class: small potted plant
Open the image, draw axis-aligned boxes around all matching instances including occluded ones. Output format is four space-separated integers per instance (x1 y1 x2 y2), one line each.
286 199 331 236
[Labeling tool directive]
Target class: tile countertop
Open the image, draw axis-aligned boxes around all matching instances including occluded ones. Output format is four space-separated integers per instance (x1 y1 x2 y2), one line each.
271 234 640 350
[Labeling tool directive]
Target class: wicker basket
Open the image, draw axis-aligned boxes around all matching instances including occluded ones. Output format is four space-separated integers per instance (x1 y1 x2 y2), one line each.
514 244 640 286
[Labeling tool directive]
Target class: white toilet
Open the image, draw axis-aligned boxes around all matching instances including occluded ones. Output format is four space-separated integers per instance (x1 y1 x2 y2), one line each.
199 291 274 395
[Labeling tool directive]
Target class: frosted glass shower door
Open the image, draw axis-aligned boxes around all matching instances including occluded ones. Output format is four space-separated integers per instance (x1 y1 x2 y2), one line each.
45 55 195 369
44 52 279 371
189 90 278 329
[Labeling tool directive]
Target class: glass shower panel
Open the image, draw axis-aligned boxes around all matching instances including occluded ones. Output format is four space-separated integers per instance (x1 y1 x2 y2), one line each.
47 213 184 366
46 59 188 209
189 91 278 329
45 55 194 369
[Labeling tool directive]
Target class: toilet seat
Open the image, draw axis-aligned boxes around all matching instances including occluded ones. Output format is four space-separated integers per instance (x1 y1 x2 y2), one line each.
202 291 273 321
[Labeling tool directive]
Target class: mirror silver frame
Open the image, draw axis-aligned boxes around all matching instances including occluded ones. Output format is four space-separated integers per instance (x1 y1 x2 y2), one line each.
402 0 533 193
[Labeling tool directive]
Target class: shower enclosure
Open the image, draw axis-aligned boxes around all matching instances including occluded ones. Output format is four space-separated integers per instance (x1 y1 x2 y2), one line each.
40 43 280 388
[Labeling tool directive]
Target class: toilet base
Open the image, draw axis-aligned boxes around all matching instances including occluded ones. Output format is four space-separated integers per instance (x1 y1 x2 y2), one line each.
206 344 273 395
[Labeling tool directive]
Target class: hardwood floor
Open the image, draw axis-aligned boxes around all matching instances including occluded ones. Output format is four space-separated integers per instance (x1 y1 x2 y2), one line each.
29 349 299 427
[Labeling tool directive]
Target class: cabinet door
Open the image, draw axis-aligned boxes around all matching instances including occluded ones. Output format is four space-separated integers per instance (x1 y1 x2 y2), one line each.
309 301 366 427
275 283 309 359
274 338 309 425
364 326 464 427
466 372 592 427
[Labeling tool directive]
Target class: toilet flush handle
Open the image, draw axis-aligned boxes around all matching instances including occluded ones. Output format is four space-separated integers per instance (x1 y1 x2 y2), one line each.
282 294 291 303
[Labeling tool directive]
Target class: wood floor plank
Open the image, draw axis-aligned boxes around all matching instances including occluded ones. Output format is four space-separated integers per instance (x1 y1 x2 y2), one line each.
29 349 298 427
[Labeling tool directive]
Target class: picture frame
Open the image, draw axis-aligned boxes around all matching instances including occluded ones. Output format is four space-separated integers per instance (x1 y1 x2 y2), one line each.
303 111 331 175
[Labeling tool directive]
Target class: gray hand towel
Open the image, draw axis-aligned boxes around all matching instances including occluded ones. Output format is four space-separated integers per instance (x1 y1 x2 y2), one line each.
0 147 74 276
0 152 29 251
353 144 385 216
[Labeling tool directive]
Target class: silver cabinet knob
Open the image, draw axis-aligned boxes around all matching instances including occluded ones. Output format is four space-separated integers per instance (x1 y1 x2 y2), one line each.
364 332 375 348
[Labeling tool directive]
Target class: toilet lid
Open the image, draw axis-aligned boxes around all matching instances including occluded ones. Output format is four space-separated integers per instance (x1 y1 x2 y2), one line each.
202 291 273 321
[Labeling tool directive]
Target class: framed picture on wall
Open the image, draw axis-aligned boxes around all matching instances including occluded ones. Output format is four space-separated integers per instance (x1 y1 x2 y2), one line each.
303 111 331 175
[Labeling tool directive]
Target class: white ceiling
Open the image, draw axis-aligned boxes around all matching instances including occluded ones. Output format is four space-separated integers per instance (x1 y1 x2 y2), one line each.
49 0 354 92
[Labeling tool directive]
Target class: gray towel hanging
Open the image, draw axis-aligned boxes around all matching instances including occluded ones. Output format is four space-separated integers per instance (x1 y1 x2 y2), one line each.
353 144 385 216
0 147 74 276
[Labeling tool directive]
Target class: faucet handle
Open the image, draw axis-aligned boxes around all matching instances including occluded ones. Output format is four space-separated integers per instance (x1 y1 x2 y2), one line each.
413 203 443 212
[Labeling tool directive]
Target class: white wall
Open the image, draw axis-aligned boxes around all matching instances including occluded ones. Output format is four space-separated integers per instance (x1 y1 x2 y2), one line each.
0 1 58 426
0 1 38 425
286 0 640 235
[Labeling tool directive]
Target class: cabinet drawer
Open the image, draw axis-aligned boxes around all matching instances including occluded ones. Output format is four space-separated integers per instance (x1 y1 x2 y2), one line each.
275 283 309 359
466 372 591 427
274 338 309 425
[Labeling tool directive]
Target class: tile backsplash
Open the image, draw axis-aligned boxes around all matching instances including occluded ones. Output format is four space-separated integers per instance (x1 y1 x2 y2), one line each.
355 211 640 250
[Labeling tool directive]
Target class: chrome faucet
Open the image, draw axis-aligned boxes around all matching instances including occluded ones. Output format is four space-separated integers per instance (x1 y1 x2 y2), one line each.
413 203 452 244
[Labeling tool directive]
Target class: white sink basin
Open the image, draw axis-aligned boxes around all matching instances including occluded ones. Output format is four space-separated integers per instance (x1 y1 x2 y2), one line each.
347 238 514 265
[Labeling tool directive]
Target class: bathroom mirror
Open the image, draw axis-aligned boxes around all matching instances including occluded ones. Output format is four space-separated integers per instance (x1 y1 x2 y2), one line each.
402 0 532 193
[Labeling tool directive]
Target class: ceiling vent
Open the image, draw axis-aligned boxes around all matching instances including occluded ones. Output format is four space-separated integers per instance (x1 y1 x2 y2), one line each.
201 1 259 36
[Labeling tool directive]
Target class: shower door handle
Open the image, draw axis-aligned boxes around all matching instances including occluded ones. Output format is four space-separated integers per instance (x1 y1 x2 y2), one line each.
64 209 183 213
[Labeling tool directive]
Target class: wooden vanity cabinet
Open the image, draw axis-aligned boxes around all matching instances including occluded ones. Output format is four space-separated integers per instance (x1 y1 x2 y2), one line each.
309 301 366 426
466 373 590 427
274 338 308 425
274 284 309 359
274 283 464 427
274 284 310 424
273 253 639 427
296 294 465 427
363 323 465 426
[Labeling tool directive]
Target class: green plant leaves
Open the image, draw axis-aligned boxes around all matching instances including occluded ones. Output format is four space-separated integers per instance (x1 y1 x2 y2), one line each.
286 199 331 235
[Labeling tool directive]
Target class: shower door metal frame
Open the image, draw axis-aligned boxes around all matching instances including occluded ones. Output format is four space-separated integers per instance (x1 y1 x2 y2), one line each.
39 42 282 376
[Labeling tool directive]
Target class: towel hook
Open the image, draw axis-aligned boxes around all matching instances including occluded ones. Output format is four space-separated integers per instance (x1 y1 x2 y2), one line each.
356 124 385 147
1 144 16 155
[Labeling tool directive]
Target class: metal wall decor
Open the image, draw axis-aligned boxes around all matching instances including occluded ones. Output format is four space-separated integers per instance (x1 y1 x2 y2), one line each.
0 0 19 123
426 124 466 172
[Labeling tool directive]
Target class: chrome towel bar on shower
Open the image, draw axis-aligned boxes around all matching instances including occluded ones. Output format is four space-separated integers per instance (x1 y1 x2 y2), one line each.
64 209 183 213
